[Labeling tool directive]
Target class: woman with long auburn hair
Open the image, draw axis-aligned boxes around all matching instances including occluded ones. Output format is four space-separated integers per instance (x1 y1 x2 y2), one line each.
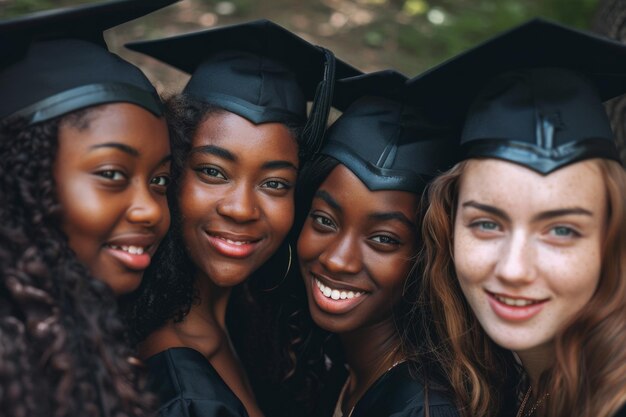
409 19 626 417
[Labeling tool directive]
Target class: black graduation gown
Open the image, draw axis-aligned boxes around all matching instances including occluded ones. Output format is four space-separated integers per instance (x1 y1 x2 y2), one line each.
145 347 249 417
318 362 459 417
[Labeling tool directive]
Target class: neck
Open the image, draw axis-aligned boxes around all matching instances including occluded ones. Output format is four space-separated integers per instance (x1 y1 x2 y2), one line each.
516 343 554 388
340 317 402 390
189 270 233 330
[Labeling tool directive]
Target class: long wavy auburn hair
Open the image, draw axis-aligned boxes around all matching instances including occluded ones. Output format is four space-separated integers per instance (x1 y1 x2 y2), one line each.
0 114 154 417
420 158 626 417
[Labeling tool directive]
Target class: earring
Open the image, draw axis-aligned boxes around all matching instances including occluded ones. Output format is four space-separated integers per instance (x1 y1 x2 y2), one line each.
262 243 292 292
282 243 292 282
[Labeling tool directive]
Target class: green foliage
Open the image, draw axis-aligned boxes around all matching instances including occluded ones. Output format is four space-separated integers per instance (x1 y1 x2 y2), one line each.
397 0 599 72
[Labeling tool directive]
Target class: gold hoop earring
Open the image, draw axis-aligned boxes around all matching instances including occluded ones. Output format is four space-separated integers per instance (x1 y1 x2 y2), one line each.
262 243 292 292
282 243 292 282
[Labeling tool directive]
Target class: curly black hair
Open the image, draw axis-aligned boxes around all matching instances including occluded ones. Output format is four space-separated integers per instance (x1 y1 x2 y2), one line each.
0 114 155 417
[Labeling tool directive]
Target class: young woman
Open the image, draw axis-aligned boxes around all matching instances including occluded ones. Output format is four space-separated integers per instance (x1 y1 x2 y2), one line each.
292 70 459 417
412 20 626 417
0 1 175 416
121 20 359 417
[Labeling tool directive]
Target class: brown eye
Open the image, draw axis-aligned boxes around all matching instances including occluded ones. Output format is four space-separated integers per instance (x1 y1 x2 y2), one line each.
97 170 125 181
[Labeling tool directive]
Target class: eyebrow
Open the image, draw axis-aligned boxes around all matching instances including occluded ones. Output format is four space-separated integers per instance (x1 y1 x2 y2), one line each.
462 201 511 222
462 200 593 222
158 154 172 166
90 143 139 157
189 146 297 171
262 160 298 171
369 212 416 229
532 207 593 222
189 145 236 161
314 190 342 212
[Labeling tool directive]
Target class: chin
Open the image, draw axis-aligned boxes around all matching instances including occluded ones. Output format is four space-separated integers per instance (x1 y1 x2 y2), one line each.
103 273 143 296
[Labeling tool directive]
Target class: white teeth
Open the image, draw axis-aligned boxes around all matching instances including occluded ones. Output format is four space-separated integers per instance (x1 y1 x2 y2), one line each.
108 245 145 255
495 294 538 307
314 278 365 300
220 237 250 245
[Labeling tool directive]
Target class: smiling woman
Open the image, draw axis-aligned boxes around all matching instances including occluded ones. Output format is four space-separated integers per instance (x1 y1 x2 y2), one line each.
55 103 170 295
413 19 626 417
0 1 176 416
286 70 459 417
120 19 359 417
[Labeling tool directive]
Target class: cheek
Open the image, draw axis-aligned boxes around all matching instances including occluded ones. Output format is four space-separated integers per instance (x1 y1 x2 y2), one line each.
453 226 489 286
265 197 295 238
297 224 322 264
543 245 602 300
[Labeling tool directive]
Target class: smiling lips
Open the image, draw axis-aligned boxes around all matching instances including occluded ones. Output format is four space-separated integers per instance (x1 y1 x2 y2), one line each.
205 232 262 259
486 290 549 322
105 244 152 270
310 274 369 314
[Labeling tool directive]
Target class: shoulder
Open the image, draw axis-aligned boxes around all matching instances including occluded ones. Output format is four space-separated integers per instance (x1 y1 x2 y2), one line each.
352 363 459 417
138 322 221 360
145 347 249 417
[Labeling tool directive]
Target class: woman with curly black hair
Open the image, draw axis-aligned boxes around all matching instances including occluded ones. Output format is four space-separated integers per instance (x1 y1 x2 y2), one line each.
0 1 175 416
122 19 359 417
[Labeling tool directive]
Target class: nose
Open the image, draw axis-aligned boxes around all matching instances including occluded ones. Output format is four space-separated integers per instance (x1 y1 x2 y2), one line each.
216 182 260 223
494 230 536 286
126 183 166 227
318 232 362 275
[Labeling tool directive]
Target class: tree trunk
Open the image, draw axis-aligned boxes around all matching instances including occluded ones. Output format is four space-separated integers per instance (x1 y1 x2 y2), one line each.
593 0 626 164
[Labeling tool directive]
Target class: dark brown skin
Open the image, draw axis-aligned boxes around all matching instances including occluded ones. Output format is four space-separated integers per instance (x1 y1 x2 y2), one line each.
54 103 171 295
139 111 299 417
297 165 420 415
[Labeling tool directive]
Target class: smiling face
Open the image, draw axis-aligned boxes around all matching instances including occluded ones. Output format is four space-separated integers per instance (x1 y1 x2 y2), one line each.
179 111 299 287
453 159 607 357
54 103 171 295
298 164 420 335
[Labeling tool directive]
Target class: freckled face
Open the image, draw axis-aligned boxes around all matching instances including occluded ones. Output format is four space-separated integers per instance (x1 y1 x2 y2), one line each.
179 111 299 287
298 165 419 334
54 103 171 295
453 159 606 356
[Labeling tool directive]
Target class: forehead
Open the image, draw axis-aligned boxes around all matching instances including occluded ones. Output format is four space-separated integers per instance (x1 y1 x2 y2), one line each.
318 164 420 216
458 158 606 213
58 103 168 150
192 111 298 160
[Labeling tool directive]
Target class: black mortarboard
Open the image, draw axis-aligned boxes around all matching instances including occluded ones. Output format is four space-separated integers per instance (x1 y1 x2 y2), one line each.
126 19 361 154
321 70 458 193
406 18 626 174
0 0 178 125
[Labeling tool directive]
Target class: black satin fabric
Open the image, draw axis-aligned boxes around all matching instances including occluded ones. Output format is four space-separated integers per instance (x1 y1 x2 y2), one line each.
317 362 459 417
145 347 249 417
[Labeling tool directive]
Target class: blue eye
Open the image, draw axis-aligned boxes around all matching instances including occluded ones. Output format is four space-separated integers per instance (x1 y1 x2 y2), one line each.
476 221 499 231
550 226 577 237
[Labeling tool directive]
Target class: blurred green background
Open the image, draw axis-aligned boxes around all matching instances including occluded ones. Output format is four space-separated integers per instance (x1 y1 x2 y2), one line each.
0 0 601 94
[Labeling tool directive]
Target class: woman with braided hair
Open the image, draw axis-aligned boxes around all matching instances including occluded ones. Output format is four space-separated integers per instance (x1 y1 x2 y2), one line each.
0 1 175 416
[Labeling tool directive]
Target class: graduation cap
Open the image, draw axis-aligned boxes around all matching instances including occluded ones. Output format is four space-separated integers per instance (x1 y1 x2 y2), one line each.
406 18 626 174
0 0 179 125
321 70 458 193
126 19 361 154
